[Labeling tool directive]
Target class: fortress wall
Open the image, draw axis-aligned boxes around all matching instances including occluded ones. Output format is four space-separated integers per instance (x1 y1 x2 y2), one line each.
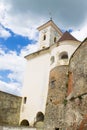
44 65 68 129
0 91 22 126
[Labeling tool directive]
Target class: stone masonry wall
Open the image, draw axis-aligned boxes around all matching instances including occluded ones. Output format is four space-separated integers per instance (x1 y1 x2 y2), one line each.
44 66 68 129
69 40 87 97
65 39 87 130
0 91 22 126
44 39 87 130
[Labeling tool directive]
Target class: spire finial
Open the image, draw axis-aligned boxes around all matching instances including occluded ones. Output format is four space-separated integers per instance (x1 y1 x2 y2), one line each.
49 12 52 20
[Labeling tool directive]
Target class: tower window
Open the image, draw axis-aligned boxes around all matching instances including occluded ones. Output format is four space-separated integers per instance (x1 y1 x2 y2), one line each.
43 34 46 40
24 97 27 104
36 112 44 122
50 56 55 65
55 128 59 130
54 37 56 42
59 52 68 60
20 120 29 126
61 54 68 59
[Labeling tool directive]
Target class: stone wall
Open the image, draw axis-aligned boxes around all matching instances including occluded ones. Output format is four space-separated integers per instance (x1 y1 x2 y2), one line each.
44 66 68 129
65 39 87 130
44 39 87 130
0 91 22 126
0 126 36 130
69 39 87 97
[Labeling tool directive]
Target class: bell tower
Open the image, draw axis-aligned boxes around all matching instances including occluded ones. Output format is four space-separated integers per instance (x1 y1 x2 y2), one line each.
37 20 63 50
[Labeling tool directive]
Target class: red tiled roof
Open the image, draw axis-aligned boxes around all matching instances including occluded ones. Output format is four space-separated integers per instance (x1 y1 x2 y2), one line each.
58 31 78 42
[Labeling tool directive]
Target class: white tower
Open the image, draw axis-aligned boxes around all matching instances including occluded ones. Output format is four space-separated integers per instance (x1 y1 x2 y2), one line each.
20 20 63 126
37 20 63 50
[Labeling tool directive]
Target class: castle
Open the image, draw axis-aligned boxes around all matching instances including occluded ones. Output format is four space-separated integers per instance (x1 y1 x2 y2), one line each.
0 20 87 130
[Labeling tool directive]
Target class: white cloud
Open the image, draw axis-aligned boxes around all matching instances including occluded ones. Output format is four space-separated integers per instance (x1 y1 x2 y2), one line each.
0 25 11 38
0 47 26 95
0 0 40 40
0 80 21 96
0 0 87 41
0 50 26 73
0 42 39 95
20 42 39 57
71 22 87 41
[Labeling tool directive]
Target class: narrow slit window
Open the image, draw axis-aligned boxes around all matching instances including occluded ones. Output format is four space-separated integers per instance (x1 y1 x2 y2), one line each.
50 56 55 65
24 97 27 104
54 37 56 42
43 34 46 40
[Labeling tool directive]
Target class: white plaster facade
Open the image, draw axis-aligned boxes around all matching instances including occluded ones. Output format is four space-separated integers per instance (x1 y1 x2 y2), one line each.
50 40 80 70
20 50 50 125
20 20 81 126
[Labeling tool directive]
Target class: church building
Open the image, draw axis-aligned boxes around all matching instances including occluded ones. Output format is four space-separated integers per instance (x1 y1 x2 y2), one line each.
19 20 81 128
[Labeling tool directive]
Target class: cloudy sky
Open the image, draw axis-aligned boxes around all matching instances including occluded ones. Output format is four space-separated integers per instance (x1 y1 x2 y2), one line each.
0 0 87 96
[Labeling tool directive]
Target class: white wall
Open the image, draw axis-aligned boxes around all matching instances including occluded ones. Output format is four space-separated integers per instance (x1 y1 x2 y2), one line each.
50 40 80 70
20 52 50 125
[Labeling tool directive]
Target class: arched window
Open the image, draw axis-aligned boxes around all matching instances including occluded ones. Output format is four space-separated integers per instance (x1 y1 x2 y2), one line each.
50 56 55 65
61 54 68 59
55 128 59 130
43 34 46 40
59 51 68 60
20 119 29 126
36 112 44 122
54 37 56 43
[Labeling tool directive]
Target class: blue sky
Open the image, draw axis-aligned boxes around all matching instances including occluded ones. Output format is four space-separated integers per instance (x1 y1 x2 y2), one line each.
0 25 35 53
0 0 87 96
0 24 38 95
